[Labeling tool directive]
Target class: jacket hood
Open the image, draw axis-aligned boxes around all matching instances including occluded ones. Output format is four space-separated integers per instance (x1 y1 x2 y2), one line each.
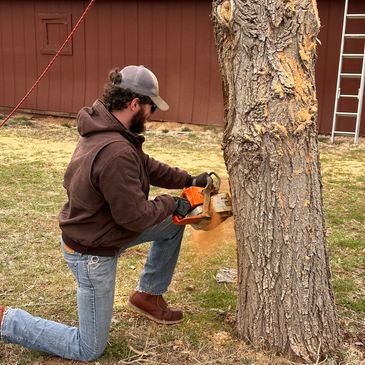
77 100 145 144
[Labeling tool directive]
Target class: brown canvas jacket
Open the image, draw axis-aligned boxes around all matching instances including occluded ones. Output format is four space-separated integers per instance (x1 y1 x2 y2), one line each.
59 100 189 256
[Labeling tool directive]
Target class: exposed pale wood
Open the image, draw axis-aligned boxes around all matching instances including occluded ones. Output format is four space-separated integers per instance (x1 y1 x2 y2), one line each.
212 0 340 362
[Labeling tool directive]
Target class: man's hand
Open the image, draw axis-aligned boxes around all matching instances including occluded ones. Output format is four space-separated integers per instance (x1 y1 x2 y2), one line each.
186 172 210 187
173 197 192 217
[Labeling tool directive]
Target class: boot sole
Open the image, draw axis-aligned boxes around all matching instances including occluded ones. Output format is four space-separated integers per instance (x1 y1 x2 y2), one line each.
128 300 183 325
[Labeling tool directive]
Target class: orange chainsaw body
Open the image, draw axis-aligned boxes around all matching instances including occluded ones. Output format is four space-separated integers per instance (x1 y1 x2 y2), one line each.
172 172 232 230
172 186 210 225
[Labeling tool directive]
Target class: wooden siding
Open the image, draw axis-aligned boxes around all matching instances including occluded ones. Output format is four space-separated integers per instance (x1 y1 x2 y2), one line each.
0 0 364 134
0 0 223 125
0 1 87 114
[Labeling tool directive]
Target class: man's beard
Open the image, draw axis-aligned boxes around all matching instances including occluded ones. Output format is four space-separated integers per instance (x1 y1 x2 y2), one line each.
130 109 146 134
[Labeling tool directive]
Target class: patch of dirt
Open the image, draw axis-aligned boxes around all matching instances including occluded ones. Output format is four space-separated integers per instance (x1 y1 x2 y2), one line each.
319 135 365 151
146 120 221 132
1 110 221 132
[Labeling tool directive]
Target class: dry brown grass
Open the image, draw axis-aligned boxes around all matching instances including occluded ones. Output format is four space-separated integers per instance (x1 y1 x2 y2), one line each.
0 116 364 365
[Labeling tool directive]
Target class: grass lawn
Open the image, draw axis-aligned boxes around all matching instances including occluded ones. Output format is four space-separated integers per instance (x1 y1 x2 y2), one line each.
0 117 364 365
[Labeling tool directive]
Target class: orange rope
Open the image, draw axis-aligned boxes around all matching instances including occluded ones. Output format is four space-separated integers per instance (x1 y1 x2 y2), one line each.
0 0 96 128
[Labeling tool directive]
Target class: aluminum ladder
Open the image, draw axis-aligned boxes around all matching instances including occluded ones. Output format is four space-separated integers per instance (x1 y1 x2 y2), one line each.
331 0 365 144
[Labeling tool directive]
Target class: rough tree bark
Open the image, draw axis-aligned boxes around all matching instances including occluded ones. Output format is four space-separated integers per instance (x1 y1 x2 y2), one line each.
212 0 340 362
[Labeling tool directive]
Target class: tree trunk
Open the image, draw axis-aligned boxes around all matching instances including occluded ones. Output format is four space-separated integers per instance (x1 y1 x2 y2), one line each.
212 0 340 362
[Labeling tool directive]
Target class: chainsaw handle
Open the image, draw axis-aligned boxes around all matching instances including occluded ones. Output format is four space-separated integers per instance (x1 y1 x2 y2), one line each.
199 172 220 216
206 172 220 192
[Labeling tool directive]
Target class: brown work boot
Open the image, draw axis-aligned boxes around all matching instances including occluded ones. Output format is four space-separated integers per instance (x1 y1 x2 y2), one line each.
0 306 6 327
128 291 183 325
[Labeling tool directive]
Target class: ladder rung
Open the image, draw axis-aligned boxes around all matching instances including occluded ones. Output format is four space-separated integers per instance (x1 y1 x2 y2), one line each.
336 112 358 117
333 131 356 135
339 94 359 98
343 53 364 59
340 73 362 78
346 14 365 19
344 34 365 38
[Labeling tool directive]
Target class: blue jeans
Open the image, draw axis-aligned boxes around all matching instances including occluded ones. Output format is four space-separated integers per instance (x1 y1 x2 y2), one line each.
1 216 185 361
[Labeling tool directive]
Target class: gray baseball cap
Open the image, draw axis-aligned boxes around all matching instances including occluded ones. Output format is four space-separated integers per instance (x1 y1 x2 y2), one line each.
116 65 169 111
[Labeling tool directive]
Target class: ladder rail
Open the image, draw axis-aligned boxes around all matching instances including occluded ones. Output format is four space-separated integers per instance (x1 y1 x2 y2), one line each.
354 44 365 144
331 0 349 142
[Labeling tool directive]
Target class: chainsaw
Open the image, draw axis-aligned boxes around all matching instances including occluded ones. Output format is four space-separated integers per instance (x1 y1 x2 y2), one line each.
172 172 233 231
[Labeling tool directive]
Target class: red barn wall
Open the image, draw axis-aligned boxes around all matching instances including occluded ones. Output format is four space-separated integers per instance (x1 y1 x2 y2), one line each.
0 0 224 125
0 0 364 135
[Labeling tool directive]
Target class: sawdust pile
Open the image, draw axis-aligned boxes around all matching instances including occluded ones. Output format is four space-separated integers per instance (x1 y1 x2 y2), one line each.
188 178 236 254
